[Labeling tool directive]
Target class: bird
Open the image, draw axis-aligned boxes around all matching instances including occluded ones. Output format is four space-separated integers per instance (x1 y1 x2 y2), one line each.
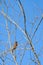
12 41 18 52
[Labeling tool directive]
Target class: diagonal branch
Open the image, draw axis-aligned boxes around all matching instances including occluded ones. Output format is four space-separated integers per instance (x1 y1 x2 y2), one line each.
32 17 43 39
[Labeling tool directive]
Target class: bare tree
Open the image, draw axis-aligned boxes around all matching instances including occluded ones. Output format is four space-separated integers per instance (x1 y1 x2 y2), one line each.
0 0 43 65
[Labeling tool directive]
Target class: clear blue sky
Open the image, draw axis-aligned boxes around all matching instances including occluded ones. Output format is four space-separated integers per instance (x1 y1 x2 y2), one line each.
0 0 43 65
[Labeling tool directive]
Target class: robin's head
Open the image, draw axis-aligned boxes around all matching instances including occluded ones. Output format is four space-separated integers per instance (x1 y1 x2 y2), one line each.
15 41 18 46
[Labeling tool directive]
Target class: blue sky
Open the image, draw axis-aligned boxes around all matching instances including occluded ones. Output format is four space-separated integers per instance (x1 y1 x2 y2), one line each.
0 0 43 65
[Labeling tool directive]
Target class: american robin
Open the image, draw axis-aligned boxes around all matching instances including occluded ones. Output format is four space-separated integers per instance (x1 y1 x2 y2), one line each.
12 41 18 52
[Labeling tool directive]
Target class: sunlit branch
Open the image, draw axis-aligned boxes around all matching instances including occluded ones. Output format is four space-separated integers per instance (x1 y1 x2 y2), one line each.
3 1 18 65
